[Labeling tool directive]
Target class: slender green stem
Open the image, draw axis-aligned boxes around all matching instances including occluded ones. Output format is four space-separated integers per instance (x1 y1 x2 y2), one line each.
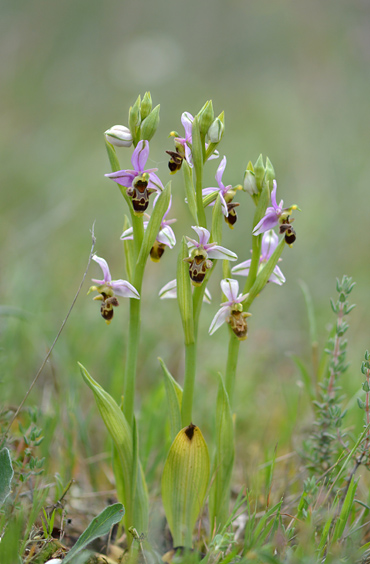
225 331 240 407
181 341 197 426
195 167 206 228
123 296 141 428
244 233 261 294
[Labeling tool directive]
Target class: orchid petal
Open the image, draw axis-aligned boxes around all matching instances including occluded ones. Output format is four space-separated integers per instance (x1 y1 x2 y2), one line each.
184 143 193 167
202 187 219 197
131 140 149 171
269 265 286 285
207 148 220 161
219 193 229 217
215 156 227 188
105 170 135 187
220 278 239 303
148 172 164 192
111 279 140 299
204 287 212 304
120 226 134 241
157 225 176 248
231 259 252 277
261 230 279 259
270 180 278 209
252 213 279 236
206 245 237 261
209 305 230 335
159 279 178 299
191 226 210 246
92 255 111 283
181 112 194 140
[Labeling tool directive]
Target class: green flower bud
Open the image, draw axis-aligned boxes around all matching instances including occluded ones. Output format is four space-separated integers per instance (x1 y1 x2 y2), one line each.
140 91 152 120
197 100 214 135
140 104 160 142
128 95 141 143
104 125 133 148
243 168 258 196
265 157 276 187
254 154 265 191
207 117 224 143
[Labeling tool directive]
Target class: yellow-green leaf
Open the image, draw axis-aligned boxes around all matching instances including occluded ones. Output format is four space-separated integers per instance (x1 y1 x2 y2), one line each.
161 424 210 547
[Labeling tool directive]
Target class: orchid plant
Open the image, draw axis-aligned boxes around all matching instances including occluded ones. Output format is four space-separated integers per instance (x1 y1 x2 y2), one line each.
80 92 299 551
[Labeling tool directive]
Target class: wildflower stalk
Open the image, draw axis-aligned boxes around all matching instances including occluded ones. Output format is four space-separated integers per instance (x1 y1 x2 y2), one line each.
181 342 197 427
243 183 270 294
105 139 144 261
192 116 207 228
225 332 240 406
123 298 141 428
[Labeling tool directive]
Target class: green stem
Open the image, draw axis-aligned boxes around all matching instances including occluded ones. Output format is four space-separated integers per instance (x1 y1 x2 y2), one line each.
195 166 206 228
225 331 241 407
123 296 141 428
181 341 197 427
244 233 261 294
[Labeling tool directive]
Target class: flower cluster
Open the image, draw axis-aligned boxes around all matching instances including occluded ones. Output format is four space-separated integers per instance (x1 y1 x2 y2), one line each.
184 226 237 286
209 279 251 340
253 180 298 246
88 255 139 324
202 156 241 228
232 230 285 285
105 140 163 215
121 198 177 262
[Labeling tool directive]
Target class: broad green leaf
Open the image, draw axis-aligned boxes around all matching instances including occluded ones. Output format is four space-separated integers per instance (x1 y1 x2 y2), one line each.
79 363 148 538
183 161 198 224
177 237 194 345
0 447 14 506
135 182 171 278
162 424 210 548
159 357 183 440
63 503 125 563
209 374 234 530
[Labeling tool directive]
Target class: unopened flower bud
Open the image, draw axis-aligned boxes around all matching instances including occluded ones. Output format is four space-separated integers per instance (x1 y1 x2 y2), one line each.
198 100 214 135
243 168 258 196
207 118 224 143
140 104 160 142
140 91 152 120
128 95 141 140
104 125 133 148
253 154 265 191
265 157 275 187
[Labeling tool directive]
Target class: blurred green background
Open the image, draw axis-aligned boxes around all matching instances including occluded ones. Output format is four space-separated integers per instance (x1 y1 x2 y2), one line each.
1 0 370 483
